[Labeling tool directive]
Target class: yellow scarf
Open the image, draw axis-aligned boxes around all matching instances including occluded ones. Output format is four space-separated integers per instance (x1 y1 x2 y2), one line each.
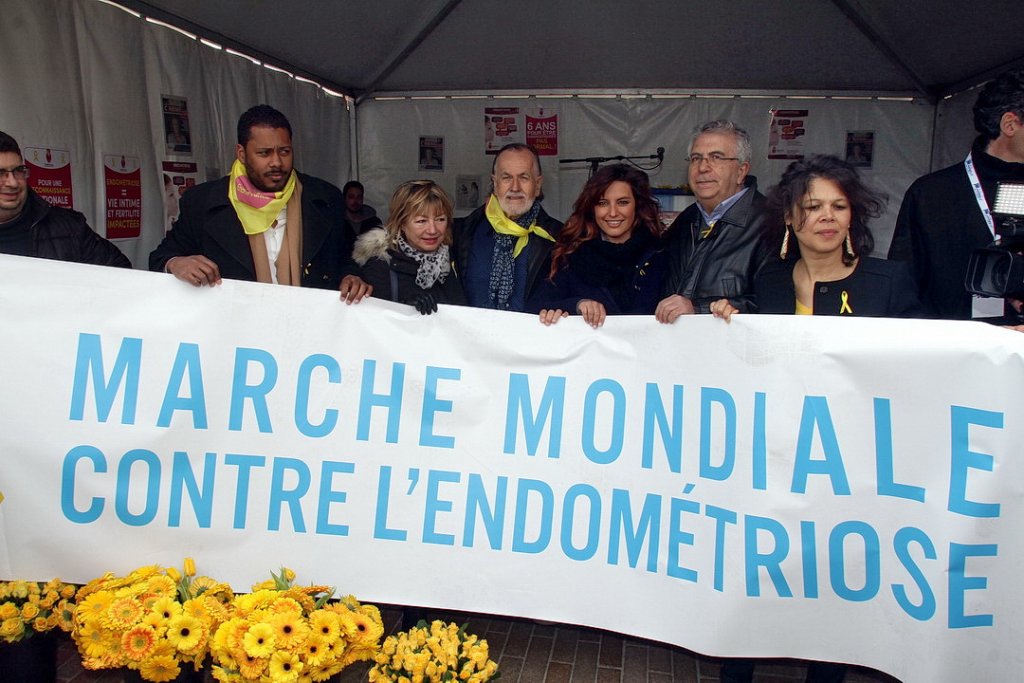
485 194 555 258
227 159 297 235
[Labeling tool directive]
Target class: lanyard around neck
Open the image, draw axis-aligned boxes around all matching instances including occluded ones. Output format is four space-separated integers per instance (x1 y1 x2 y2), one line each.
964 152 996 239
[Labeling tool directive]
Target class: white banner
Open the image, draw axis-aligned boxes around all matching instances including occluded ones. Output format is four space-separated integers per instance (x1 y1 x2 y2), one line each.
1 255 1022 682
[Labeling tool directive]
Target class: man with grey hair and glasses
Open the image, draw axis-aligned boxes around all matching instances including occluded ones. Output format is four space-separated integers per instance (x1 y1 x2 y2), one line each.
0 130 130 267
656 120 768 322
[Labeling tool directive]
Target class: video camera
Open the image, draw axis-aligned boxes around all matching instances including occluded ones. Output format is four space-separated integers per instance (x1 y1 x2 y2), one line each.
964 182 1024 299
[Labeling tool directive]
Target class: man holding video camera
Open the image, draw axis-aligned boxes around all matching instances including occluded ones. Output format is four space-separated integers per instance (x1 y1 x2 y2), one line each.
889 68 1024 321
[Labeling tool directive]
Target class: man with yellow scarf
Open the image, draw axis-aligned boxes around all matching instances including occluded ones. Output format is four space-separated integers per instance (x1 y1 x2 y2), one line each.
453 143 562 311
149 105 371 302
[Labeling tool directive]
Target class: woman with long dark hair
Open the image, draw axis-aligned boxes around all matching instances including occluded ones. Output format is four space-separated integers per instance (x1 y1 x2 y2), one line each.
712 154 921 320
527 163 666 327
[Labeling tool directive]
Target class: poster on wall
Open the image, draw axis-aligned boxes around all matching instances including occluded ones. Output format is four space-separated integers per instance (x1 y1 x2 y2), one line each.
162 95 192 155
419 136 444 171
768 109 808 160
24 147 74 209
162 160 198 233
485 107 521 153
455 174 483 210
103 154 141 240
845 130 874 168
526 108 558 156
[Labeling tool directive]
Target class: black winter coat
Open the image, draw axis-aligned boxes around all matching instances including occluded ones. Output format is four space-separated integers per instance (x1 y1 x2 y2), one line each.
755 256 924 318
6 190 131 267
661 177 770 313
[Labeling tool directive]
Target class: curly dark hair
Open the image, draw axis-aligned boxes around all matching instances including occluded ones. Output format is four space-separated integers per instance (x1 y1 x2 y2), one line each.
763 155 886 266
973 69 1024 141
237 104 292 146
549 163 661 278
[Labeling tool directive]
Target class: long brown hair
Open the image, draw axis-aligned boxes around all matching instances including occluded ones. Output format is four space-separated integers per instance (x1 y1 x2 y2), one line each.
549 164 660 279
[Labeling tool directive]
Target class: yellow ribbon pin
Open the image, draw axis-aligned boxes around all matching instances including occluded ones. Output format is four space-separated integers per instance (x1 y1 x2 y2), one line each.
839 290 853 315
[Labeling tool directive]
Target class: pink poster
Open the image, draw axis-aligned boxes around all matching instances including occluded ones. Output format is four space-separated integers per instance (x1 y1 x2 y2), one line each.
526 110 558 156
24 147 74 209
104 154 142 240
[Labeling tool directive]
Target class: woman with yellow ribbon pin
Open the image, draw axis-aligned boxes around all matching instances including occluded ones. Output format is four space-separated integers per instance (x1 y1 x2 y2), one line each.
711 155 923 321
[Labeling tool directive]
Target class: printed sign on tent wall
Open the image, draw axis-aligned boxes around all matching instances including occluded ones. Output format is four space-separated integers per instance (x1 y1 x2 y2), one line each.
484 107 522 154
104 154 141 239
419 136 444 171
162 95 192 156
768 109 808 160
24 146 74 210
162 161 198 234
526 108 558 156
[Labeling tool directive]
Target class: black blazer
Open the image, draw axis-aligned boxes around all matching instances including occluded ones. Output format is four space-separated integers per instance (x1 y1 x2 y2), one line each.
149 174 358 289
755 256 924 318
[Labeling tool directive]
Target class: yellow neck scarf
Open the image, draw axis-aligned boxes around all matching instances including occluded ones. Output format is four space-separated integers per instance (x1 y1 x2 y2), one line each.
485 194 555 258
227 159 297 235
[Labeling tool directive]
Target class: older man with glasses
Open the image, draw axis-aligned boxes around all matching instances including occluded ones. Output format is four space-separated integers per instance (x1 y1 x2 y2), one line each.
0 130 130 267
656 120 769 322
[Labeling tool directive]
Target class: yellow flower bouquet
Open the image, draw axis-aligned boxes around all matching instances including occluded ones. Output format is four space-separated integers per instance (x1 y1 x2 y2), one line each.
0 578 77 643
71 558 234 682
368 620 499 683
208 567 385 682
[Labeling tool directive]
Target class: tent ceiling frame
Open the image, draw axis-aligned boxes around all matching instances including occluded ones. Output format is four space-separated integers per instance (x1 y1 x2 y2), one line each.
829 0 935 103
113 0 353 97
356 0 463 103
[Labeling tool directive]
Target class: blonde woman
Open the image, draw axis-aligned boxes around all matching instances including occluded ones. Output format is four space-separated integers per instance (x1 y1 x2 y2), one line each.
353 180 465 314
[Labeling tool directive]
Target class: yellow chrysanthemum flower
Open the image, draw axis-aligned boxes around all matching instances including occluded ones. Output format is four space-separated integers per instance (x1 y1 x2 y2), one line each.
150 596 183 624
167 614 206 654
270 610 310 650
76 590 115 624
121 624 157 660
147 575 177 595
269 650 304 682
102 596 144 629
183 558 197 577
242 621 277 658
308 611 341 643
237 651 268 679
301 632 331 668
138 653 181 682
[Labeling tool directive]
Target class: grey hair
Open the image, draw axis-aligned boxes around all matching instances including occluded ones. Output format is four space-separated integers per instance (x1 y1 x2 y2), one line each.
689 120 752 164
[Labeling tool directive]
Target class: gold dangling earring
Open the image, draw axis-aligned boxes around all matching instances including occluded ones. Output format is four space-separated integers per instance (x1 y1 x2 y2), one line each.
845 233 855 258
780 225 791 260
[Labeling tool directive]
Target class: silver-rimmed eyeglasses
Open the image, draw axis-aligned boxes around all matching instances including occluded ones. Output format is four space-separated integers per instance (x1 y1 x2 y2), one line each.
686 153 740 166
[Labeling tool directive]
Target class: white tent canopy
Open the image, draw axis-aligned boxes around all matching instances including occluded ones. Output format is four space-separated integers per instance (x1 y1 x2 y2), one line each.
1 0 1021 266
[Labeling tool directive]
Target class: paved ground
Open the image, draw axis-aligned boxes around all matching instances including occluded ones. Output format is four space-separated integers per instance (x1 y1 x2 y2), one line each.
54 606 899 683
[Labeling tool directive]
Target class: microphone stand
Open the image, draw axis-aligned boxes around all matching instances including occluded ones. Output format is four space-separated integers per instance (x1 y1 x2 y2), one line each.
559 149 664 177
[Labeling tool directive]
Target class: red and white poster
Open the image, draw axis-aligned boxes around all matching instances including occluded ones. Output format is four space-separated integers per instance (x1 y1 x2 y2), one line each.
162 160 198 233
768 109 809 160
484 107 522 154
526 109 558 156
24 147 74 209
104 154 142 240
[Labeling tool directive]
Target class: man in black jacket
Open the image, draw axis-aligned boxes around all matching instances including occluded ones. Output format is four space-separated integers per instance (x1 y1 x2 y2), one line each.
149 105 370 301
0 131 130 268
452 143 561 311
888 68 1024 321
656 120 768 322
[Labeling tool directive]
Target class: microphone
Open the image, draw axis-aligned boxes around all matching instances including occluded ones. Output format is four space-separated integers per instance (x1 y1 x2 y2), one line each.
657 147 665 162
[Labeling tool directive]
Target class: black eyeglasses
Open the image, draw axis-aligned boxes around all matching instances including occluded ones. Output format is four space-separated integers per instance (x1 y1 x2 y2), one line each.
686 153 740 166
0 166 29 181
